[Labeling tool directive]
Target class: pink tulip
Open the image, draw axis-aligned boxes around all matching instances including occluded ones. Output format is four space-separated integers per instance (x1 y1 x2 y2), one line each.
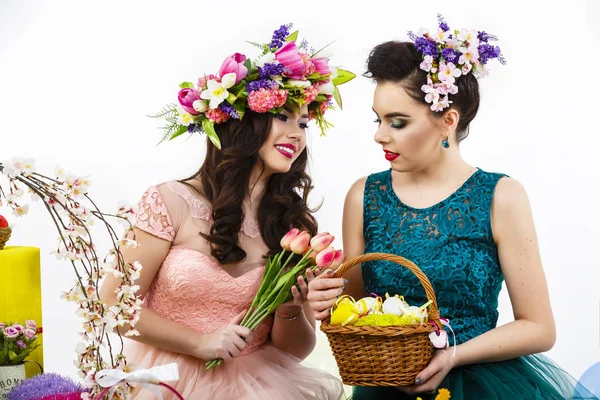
329 250 345 270
312 57 331 76
178 88 202 115
289 231 310 254
280 228 300 250
275 41 305 79
310 232 334 252
218 53 248 84
315 247 336 269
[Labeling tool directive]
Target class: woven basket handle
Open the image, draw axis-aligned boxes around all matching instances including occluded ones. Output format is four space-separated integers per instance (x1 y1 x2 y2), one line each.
334 252 442 329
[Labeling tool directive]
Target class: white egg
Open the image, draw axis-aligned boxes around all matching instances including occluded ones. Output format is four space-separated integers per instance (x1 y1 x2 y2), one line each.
382 297 405 316
356 297 382 315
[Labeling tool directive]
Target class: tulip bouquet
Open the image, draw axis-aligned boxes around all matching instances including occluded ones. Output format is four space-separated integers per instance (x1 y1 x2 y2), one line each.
205 228 344 370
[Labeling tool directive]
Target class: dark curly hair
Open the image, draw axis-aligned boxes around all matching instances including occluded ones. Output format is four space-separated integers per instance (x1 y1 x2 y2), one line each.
183 111 317 264
365 41 480 141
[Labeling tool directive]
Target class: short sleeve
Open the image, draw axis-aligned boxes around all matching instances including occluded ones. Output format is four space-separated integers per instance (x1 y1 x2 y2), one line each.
134 185 176 241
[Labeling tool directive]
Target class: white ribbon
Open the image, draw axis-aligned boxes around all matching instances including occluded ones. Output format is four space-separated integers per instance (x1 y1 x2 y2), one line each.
95 363 179 400
440 318 457 358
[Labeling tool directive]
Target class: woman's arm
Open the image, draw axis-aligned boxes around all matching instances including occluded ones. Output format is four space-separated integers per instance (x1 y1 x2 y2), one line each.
405 177 556 393
452 177 556 366
100 228 251 362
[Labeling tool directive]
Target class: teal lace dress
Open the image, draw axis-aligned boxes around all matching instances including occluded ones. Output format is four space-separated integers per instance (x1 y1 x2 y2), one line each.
352 168 597 400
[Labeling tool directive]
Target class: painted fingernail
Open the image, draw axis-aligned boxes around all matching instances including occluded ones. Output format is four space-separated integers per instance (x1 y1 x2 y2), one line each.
415 377 423 384
343 279 349 284
341 286 346 290
325 269 333 274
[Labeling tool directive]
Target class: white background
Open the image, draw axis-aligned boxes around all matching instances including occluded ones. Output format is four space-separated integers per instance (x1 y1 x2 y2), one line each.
1 0 599 386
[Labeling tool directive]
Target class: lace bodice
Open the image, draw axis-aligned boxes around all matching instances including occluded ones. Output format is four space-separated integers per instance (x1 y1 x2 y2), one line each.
362 168 507 344
133 181 271 355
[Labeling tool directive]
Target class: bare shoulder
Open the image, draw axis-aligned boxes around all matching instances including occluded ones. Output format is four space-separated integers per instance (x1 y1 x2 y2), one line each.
492 177 530 211
345 176 368 206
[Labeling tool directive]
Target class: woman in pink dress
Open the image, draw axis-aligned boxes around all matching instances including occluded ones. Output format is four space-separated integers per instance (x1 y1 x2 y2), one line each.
100 24 351 399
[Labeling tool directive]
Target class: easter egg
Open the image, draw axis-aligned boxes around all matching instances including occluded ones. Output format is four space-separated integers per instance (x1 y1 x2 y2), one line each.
355 296 382 315
0 215 8 228
330 303 359 326
382 296 405 316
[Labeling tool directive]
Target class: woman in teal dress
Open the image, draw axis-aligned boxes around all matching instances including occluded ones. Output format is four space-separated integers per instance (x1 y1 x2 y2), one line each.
307 17 598 400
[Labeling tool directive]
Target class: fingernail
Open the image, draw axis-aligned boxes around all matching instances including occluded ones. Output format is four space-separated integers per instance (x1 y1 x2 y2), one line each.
343 279 349 284
415 377 423 384
341 286 346 290
325 269 333 275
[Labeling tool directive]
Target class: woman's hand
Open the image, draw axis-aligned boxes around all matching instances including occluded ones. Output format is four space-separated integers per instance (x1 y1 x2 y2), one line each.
307 270 346 320
396 349 455 394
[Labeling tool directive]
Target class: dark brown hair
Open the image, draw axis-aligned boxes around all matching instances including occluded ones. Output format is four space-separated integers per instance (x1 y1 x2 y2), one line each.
365 41 480 141
184 111 317 264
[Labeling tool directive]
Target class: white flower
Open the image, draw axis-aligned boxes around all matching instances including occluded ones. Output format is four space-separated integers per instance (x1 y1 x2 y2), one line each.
318 80 335 95
177 107 193 126
459 45 479 65
458 29 480 47
433 28 451 44
438 62 462 84
431 97 452 112
329 67 339 81
462 62 473 75
119 238 140 249
256 52 275 68
201 76 235 109
419 55 434 72
54 166 67 180
13 204 29 217
193 100 208 113
125 329 140 337
421 84 440 104
287 79 312 88
417 27 430 36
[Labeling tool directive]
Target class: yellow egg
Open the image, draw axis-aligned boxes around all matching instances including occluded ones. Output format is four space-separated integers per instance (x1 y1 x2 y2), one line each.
330 303 360 326
355 296 383 315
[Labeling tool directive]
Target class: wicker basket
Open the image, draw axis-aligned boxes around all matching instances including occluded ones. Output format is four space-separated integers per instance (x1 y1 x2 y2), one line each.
320 252 442 387
0 227 11 250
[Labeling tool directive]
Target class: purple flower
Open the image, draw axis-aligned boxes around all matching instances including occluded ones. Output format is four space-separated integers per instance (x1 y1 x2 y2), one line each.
437 14 450 32
12 324 24 333
415 37 439 57
219 102 240 119
258 63 287 79
442 48 460 63
4 326 19 338
478 43 502 64
187 123 203 134
25 320 37 330
478 31 490 43
270 24 292 50
16 340 26 348
7 372 87 400
246 79 278 92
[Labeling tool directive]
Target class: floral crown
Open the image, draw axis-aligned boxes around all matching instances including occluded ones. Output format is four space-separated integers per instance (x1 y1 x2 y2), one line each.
409 14 506 112
151 24 356 149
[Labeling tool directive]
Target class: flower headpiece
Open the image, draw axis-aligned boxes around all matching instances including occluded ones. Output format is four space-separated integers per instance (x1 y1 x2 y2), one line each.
151 24 355 149
409 14 506 112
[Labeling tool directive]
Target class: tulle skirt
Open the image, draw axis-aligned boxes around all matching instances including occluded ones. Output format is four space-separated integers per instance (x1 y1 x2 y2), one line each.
351 354 598 400
126 341 345 400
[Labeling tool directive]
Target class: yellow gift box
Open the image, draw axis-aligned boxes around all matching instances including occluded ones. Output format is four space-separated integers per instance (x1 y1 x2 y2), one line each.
0 246 44 377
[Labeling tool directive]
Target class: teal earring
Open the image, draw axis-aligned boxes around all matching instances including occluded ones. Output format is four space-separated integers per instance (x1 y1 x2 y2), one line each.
442 137 450 148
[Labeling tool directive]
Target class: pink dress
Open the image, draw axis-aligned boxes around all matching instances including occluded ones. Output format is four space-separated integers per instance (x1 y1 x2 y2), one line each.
126 181 344 400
